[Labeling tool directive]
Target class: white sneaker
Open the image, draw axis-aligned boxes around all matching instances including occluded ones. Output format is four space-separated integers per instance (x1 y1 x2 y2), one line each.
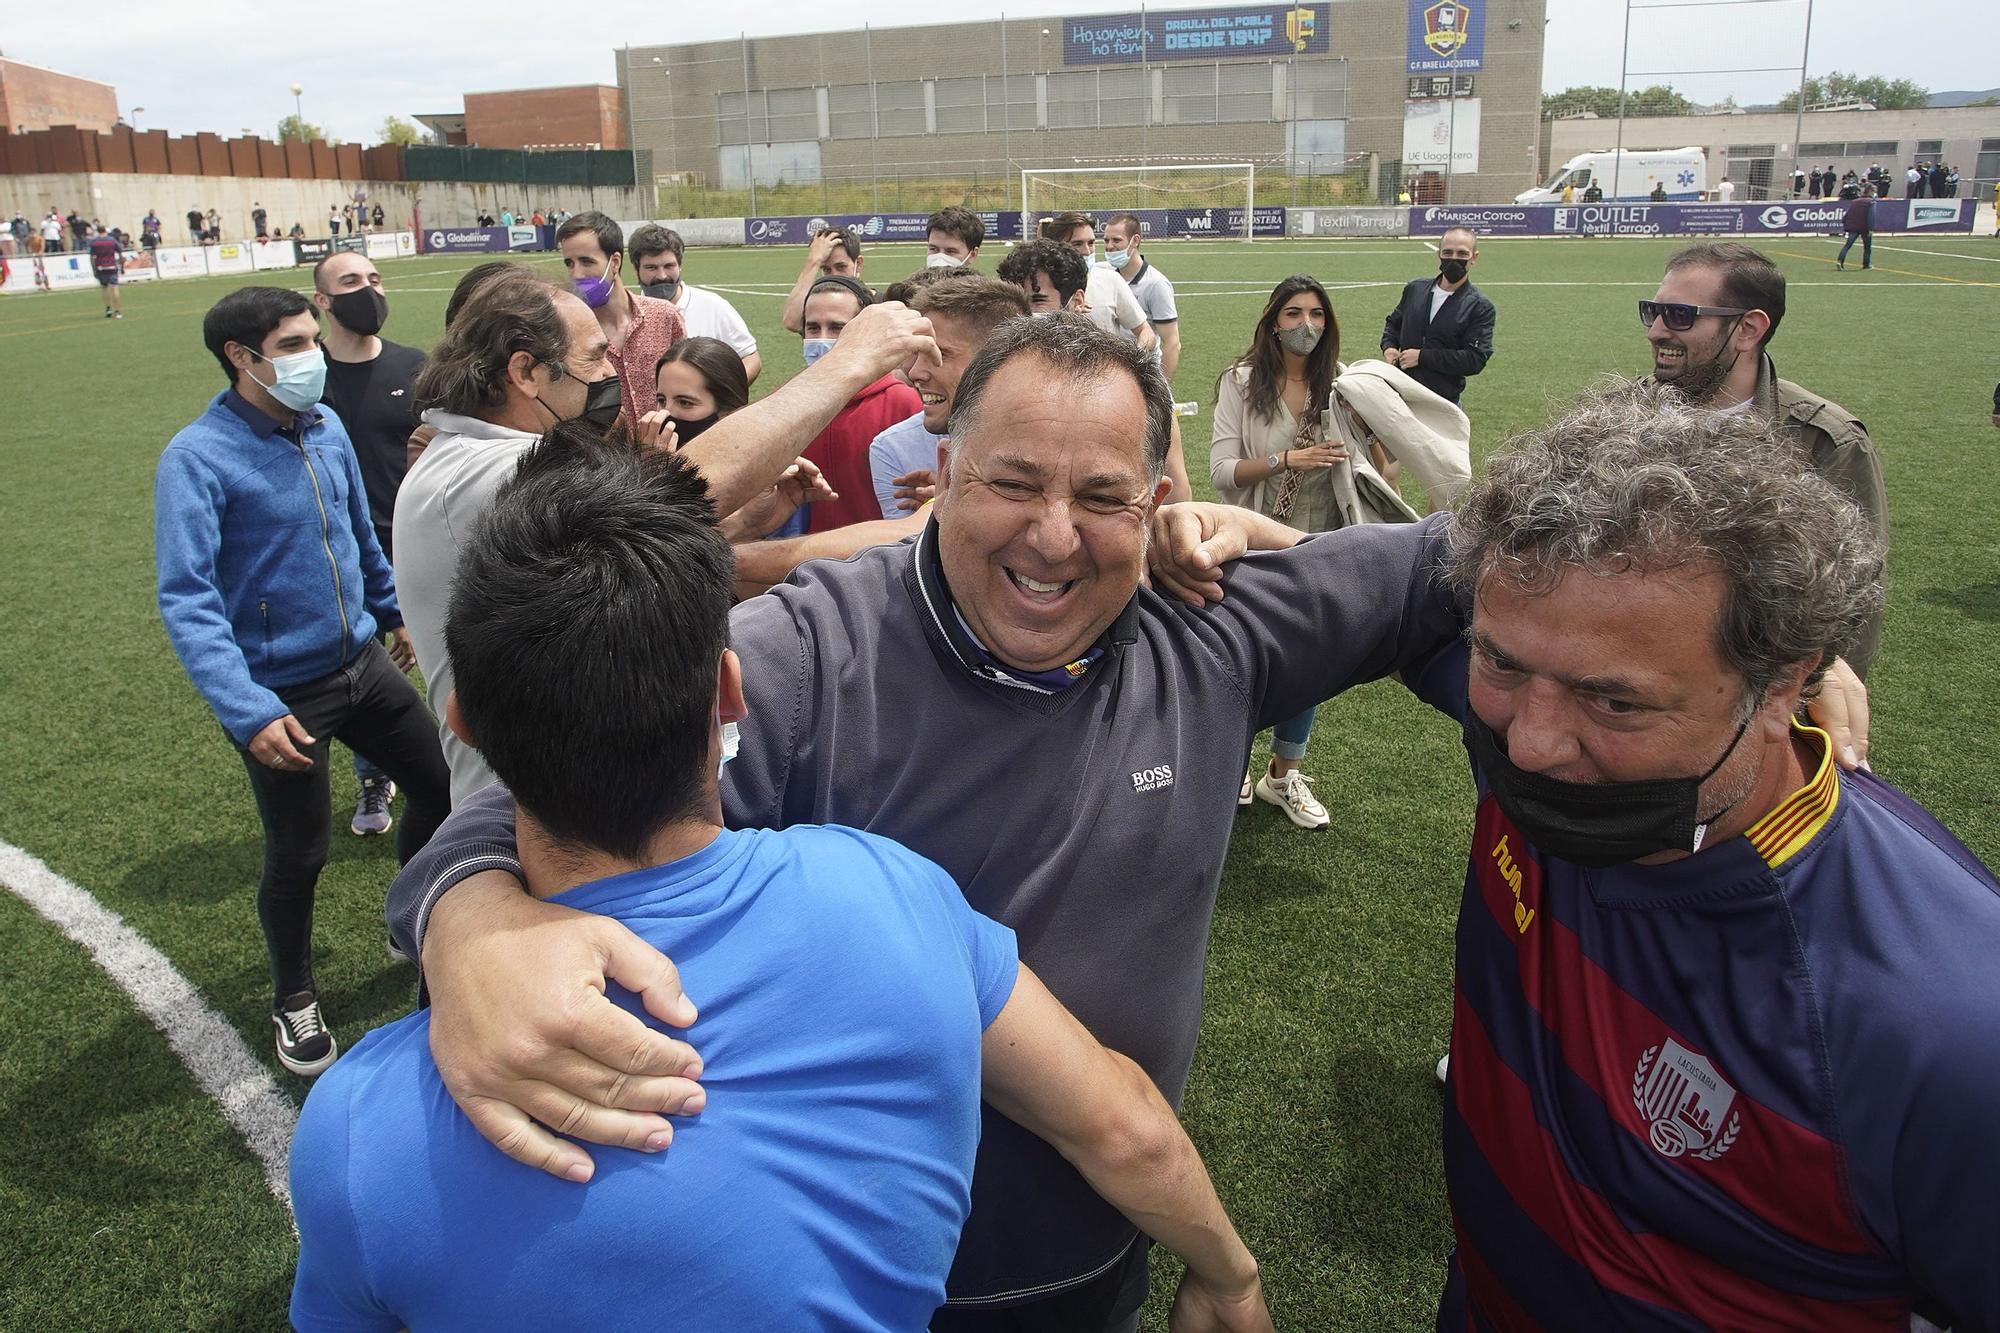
1435 1054 1450 1085
1255 769 1329 830
1239 767 1255 806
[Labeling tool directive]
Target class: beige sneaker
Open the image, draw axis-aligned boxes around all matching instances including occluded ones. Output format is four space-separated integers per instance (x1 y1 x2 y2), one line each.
1254 769 1329 830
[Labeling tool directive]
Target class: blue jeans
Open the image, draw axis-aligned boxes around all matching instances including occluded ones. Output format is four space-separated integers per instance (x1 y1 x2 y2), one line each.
352 748 386 785
1837 231 1871 267
1270 705 1317 762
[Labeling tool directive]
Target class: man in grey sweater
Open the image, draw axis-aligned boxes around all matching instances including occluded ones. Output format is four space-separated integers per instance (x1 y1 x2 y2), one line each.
386 315 1466 1329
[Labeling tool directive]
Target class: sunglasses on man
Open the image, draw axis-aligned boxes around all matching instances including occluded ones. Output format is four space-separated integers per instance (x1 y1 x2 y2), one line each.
1638 300 1749 332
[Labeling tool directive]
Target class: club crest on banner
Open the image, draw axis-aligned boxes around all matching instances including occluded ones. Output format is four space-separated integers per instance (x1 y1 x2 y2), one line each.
1423 1 1469 56
1632 1038 1741 1161
1286 6 1317 51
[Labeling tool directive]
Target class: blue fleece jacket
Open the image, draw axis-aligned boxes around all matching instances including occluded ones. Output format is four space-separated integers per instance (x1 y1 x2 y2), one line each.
155 389 401 744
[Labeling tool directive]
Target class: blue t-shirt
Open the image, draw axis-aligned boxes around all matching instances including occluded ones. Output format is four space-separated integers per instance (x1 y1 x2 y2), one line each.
290 825 1019 1332
869 410 945 519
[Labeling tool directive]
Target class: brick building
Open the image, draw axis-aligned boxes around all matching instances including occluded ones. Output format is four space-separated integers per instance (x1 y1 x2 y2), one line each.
463 85 628 150
1 58 120 134
617 0 1547 206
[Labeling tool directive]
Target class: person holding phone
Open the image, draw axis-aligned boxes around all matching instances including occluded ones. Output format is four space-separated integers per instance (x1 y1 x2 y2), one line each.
1207 275 1345 831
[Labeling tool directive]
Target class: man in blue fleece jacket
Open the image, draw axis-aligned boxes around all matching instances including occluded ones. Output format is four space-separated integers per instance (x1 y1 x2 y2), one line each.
155 285 451 1077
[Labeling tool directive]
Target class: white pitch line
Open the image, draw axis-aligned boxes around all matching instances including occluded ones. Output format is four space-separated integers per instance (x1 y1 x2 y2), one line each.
1865 242 2000 264
0 838 297 1211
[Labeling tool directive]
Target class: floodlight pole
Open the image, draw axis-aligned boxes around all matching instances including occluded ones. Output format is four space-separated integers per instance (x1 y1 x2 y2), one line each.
1612 0 1632 198
865 23 881 212
1788 0 1815 191
739 33 758 217
1001 13 1013 213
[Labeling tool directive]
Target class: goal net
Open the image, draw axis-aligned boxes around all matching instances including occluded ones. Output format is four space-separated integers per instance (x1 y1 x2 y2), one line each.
1020 162 1259 241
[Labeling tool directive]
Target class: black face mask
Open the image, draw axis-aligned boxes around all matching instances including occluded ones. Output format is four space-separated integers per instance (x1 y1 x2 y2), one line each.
671 412 719 443
1439 258 1470 284
327 286 388 336
580 373 623 430
1464 710 1751 868
641 280 682 302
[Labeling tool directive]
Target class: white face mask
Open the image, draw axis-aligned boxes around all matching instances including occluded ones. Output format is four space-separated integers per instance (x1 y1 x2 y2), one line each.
925 252 964 269
718 720 740 779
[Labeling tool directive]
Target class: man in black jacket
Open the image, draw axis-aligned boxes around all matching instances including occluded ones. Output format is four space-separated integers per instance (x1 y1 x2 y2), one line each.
1381 225 1497 406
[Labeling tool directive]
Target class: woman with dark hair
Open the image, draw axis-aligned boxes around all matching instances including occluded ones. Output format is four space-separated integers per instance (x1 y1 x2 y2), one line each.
647 336 750 446
1208 274 1346 831
638 336 831 550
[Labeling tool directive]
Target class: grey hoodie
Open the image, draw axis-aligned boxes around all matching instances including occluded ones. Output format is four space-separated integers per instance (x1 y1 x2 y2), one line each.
388 513 1463 1304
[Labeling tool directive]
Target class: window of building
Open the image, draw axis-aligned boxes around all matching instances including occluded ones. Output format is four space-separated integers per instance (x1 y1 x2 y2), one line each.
876 80 926 137
1916 138 1944 156
766 87 818 143
1856 140 1899 157
828 84 872 140
1291 59 1348 120
1099 67 1146 127
1164 64 1218 125
1218 61 1274 123
1048 70 1098 130
986 73 1038 131
934 77 984 135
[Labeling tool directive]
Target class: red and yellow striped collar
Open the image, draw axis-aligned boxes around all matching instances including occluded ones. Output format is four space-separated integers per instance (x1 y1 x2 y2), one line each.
1743 723 1841 868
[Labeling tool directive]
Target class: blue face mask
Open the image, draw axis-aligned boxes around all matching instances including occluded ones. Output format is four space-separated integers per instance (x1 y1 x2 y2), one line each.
802 338 836 367
1103 247 1134 270
248 346 327 412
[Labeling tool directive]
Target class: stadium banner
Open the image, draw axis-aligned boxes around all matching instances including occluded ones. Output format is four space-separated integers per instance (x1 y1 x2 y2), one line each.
116 250 161 282
743 211 1025 246
37 252 101 290
1064 3 1330 65
296 238 334 262
421 226 514 254
1288 206 1409 236
1402 98 1481 173
1125 205 1289 239
251 239 300 270
154 245 210 278
395 230 418 256
206 243 255 275
508 225 541 251
364 233 402 260
1409 199 1978 236
1407 0 1483 73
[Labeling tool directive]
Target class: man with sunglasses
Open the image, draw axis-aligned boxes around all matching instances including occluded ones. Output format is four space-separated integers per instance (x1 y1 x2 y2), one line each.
1640 242 1887 676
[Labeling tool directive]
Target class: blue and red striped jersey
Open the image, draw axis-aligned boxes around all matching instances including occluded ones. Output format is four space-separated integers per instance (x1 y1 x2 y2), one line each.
1414 643 2000 1332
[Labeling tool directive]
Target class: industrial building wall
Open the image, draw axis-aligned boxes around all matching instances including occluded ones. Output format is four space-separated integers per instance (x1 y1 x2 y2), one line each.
1547 106 2000 198
620 0 1546 208
464 85 630 150
0 60 120 134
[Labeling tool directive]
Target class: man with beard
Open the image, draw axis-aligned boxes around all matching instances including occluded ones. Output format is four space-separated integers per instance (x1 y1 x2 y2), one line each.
1381 226 1497 407
314 250 428 836
1640 242 1886 676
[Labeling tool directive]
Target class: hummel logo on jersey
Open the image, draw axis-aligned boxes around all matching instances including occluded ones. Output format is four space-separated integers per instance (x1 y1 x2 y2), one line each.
1130 764 1174 794
1633 1039 1741 1162
389 388 406 396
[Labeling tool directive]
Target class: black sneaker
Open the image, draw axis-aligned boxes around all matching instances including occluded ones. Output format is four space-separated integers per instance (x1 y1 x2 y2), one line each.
273 990 338 1076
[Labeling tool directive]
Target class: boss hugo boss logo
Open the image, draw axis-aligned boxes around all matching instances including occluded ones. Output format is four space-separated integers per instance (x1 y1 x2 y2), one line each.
1130 764 1174 794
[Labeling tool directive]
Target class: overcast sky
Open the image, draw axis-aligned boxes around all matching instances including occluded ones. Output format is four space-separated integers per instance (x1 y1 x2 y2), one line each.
7 0 1990 145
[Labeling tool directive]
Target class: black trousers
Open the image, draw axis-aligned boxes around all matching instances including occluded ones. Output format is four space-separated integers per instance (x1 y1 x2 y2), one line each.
930 1241 1149 1333
235 642 450 998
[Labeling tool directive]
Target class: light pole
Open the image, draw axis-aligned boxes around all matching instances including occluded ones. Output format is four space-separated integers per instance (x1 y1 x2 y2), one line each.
290 83 305 136
129 106 145 132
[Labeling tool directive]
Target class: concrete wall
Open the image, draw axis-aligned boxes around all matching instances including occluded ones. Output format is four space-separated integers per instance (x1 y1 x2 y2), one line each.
0 60 120 134
619 0 1547 204
0 172 649 240
1547 106 2000 194
465 85 629 150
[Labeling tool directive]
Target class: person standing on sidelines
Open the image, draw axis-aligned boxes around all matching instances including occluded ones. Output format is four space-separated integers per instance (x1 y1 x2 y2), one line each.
87 224 123 319
1103 212 1181 381
312 249 428 837
155 286 451 1075
557 211 687 430
253 201 269 240
1042 212 1158 356
1380 226 1496 407
1837 187 1873 271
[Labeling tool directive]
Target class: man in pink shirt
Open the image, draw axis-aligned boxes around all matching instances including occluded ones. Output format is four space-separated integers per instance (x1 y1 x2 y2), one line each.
557 211 686 430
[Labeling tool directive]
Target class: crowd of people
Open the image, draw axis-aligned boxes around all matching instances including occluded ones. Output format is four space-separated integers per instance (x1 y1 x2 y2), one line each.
146 204 2000 1332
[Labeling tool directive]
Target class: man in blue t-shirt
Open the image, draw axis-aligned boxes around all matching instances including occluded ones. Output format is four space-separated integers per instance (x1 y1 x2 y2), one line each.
289 434 1272 1332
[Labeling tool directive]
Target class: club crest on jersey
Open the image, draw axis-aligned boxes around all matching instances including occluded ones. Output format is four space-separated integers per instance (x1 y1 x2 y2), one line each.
1632 1039 1741 1161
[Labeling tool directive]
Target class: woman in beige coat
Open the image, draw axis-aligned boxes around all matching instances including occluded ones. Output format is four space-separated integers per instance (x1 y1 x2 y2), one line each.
1208 274 1347 831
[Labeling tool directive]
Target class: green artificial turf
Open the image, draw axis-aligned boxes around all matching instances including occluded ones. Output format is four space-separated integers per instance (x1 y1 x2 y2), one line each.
0 231 1994 1328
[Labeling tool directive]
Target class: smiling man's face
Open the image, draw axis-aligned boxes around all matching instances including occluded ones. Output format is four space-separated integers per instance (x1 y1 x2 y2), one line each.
906 313 981 434
935 355 1167 672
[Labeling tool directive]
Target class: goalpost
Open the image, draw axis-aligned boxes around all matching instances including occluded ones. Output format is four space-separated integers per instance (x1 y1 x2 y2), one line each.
1019 162 1259 242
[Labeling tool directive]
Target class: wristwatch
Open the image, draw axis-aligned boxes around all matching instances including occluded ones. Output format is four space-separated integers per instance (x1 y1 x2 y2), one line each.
1267 452 1286 473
